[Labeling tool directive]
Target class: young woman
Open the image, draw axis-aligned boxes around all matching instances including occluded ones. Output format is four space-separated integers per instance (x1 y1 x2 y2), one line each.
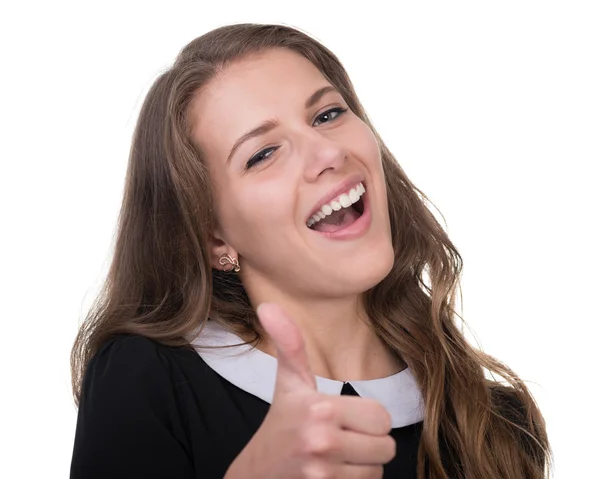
70 23 552 479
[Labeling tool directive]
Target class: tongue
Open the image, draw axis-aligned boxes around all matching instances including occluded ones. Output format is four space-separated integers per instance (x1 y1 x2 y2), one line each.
312 206 361 233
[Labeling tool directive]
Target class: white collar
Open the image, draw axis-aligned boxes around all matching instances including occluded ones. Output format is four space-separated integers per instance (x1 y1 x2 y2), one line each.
191 320 425 428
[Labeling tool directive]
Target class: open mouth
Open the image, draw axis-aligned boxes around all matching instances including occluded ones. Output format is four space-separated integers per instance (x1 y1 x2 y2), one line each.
306 182 366 234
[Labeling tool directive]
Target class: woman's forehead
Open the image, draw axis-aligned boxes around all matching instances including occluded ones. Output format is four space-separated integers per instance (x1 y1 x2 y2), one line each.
198 49 328 115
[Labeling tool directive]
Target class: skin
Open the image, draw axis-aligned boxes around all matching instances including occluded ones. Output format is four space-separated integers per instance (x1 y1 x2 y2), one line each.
189 47 403 381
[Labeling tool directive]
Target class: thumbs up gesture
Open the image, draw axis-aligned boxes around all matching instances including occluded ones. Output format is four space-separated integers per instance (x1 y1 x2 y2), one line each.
224 303 396 479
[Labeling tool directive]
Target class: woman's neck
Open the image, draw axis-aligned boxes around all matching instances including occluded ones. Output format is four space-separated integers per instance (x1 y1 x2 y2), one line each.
243 293 406 382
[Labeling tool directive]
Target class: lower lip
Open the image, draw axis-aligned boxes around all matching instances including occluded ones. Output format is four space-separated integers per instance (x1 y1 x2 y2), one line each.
310 191 372 240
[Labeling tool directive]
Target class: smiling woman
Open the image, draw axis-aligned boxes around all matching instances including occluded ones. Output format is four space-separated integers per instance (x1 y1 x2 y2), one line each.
188 47 393 298
69 23 552 479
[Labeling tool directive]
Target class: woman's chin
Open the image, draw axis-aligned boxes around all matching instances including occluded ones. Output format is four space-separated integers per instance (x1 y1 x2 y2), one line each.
354 247 395 291
308 243 395 296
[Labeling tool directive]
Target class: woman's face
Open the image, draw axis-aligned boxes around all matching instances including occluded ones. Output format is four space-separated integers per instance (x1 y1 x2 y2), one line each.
189 48 394 301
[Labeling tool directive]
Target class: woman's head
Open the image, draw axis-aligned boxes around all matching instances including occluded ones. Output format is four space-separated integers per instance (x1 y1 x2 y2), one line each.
189 47 394 302
152 23 416 324
72 23 551 478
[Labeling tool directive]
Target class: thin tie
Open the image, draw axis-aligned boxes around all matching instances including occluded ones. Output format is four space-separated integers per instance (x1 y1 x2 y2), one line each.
340 382 360 396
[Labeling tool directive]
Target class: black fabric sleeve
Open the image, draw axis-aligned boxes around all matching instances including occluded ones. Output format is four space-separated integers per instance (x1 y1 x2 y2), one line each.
70 335 195 479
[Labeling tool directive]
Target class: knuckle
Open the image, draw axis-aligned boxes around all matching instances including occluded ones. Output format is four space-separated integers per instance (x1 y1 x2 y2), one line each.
363 399 392 432
308 399 336 421
286 338 305 357
303 429 337 456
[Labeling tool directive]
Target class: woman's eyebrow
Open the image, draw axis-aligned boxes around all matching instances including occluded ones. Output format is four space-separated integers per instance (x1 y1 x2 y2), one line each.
226 85 339 164
305 85 337 109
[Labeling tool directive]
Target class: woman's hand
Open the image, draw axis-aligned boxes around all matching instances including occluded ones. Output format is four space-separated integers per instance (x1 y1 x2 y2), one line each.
224 303 396 479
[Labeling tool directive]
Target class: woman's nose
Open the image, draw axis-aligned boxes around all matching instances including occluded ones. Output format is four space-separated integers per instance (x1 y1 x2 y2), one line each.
300 129 348 182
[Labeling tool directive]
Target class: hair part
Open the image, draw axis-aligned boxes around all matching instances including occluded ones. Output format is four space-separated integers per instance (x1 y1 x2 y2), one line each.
71 23 552 478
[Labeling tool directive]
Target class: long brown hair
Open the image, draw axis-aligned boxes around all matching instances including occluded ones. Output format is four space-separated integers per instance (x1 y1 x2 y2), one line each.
71 23 552 478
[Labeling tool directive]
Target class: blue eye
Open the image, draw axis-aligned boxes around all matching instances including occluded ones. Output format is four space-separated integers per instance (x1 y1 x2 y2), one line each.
313 106 348 126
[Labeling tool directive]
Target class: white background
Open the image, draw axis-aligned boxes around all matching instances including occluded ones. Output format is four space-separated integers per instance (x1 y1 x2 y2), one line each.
1 1 598 477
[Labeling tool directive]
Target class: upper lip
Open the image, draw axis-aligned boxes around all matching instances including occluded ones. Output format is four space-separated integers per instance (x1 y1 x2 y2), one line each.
305 174 365 223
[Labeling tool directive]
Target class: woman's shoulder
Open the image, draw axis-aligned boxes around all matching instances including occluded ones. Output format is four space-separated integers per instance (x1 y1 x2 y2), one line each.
80 333 205 405
72 334 201 478
91 333 164 365
88 334 174 376
91 332 200 366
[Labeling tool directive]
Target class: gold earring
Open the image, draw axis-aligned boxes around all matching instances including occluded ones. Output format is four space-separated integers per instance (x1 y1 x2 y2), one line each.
219 253 240 273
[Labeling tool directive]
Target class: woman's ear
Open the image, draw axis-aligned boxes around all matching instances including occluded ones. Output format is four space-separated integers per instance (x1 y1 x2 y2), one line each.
207 230 240 271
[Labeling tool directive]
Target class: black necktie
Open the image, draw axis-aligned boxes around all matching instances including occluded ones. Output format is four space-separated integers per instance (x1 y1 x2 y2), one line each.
340 382 360 396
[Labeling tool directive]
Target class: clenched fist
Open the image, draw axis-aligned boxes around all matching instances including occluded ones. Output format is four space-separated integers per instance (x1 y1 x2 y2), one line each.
224 303 396 479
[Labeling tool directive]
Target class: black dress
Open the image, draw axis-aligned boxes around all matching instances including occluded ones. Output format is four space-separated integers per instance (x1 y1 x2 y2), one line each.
70 321 432 478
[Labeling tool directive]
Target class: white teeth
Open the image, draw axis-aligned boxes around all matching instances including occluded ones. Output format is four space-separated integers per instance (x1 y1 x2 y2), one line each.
339 194 351 208
306 181 366 228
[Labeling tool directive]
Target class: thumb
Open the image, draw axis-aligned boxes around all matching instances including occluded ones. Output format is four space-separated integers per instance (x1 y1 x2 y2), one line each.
256 303 317 395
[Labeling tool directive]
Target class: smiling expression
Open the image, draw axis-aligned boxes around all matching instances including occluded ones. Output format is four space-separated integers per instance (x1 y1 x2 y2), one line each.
189 47 394 301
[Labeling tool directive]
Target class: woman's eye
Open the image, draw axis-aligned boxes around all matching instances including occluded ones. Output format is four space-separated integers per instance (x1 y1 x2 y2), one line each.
245 146 278 170
313 106 348 126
